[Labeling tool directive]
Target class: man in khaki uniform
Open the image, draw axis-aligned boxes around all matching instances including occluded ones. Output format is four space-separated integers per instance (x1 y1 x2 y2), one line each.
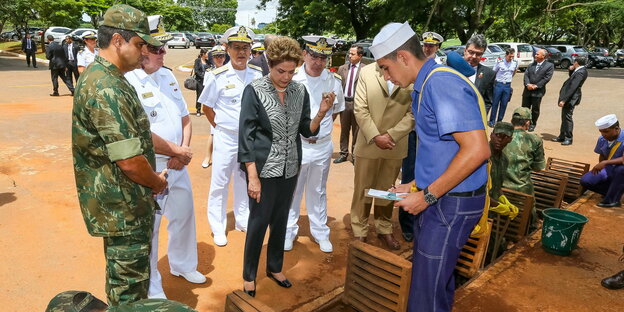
350 63 414 249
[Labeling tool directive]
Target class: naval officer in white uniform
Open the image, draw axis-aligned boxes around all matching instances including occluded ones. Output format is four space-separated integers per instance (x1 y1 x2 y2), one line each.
124 15 205 299
198 26 263 246
285 36 345 253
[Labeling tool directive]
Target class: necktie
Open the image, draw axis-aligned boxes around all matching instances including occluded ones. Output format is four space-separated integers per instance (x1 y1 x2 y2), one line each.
68 44 73 61
26 39 31 50
535 63 541 72
347 64 355 97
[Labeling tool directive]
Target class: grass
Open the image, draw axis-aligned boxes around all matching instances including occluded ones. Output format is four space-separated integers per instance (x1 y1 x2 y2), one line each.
0 41 47 59
441 38 462 48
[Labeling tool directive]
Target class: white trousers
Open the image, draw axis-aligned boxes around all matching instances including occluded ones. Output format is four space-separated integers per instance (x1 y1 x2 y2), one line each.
149 160 197 298
286 139 333 241
207 126 249 236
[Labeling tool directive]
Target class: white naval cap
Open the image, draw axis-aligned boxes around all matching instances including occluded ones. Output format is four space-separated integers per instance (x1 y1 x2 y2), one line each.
370 22 416 60
252 42 264 51
147 15 173 42
210 45 226 55
595 114 618 130
223 26 255 43
422 31 444 44
302 36 336 55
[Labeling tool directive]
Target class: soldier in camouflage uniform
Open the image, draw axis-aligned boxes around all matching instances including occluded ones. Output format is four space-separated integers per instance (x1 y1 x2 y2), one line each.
502 107 546 224
489 122 514 205
71 4 168 306
45 290 197 312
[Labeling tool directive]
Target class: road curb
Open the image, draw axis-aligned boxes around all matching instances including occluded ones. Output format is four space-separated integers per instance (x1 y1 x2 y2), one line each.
0 49 49 64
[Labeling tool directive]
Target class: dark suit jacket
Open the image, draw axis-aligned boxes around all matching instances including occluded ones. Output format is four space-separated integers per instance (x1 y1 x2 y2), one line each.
249 54 269 76
474 64 495 108
523 61 554 98
45 41 67 70
21 37 37 52
337 62 362 98
558 67 588 106
62 42 79 63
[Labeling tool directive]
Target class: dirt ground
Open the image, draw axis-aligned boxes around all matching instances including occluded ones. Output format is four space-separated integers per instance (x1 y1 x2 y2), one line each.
0 47 623 311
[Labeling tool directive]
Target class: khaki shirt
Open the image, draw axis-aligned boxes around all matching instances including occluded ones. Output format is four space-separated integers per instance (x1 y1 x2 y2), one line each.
72 55 157 237
502 128 546 195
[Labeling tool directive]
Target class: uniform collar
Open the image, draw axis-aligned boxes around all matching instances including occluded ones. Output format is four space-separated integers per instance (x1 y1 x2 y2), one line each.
413 58 438 93
299 63 329 80
95 55 123 77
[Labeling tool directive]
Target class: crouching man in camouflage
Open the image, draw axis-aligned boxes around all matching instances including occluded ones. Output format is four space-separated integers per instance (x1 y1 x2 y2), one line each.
71 4 168 305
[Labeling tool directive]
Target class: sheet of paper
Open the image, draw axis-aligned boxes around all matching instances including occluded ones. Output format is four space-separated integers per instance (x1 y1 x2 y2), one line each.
367 189 408 201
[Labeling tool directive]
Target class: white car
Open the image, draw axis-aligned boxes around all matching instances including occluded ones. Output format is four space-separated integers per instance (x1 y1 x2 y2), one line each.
167 33 190 49
490 42 534 71
44 26 72 43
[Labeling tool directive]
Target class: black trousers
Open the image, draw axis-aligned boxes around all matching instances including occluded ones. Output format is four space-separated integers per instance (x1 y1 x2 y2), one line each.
339 100 358 156
558 102 576 140
25 50 36 67
521 94 543 126
66 60 80 84
195 81 204 113
50 68 74 94
243 175 298 281
399 131 416 235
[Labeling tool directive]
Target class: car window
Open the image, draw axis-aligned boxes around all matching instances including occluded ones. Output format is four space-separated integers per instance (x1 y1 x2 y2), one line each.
173 33 183 38
488 45 503 53
518 44 532 52
573 46 587 52
546 47 559 54
554 46 565 53
496 44 510 49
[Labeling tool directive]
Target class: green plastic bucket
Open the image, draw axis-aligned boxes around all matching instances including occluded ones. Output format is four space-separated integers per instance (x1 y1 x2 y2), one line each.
541 208 589 256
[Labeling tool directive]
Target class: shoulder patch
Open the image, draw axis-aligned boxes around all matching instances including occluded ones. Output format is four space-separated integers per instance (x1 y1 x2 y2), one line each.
247 63 262 71
162 66 172 71
211 66 229 76
333 73 342 81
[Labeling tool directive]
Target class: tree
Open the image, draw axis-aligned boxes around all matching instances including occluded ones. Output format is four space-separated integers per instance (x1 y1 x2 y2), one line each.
82 0 114 29
178 0 237 29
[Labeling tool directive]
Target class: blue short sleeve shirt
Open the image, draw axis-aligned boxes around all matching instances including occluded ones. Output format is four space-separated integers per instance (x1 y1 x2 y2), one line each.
594 130 624 159
412 59 488 193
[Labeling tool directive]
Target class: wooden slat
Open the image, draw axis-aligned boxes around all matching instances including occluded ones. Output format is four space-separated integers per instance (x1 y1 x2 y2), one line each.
351 241 412 270
546 157 590 200
349 273 400 303
351 249 404 276
349 280 398 309
455 220 492 278
500 188 533 242
350 263 400 293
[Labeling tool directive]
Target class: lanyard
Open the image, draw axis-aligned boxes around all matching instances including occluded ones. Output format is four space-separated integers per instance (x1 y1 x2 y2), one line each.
608 141 622 160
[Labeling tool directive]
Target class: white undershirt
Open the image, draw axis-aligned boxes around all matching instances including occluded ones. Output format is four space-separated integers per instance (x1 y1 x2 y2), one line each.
234 69 246 83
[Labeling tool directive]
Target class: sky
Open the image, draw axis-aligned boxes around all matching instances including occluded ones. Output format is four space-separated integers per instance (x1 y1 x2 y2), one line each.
235 0 278 27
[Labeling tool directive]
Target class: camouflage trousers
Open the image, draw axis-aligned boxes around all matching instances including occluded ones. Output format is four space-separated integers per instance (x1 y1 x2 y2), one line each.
103 226 152 306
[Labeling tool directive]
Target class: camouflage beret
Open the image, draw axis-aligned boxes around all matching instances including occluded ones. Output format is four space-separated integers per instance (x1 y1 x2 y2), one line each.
493 122 514 137
512 107 532 120
45 291 96 312
107 299 198 312
100 4 162 47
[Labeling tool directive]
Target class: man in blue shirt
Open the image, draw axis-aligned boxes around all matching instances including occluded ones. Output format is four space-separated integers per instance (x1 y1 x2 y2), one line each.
491 48 518 126
370 22 490 312
580 114 624 208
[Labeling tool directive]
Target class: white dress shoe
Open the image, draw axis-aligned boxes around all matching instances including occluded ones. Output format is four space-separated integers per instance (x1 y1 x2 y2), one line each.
171 270 207 284
284 238 294 251
214 235 228 247
315 239 333 253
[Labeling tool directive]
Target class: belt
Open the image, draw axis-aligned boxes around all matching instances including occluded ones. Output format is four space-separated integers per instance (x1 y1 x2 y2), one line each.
418 184 486 198
496 81 511 85
302 135 331 144
344 97 354 102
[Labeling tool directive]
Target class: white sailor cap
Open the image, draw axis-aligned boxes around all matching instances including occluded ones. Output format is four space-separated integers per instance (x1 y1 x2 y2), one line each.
252 42 264 51
595 114 618 130
210 45 226 55
422 31 444 44
302 36 336 55
223 26 255 44
148 15 173 42
370 22 416 60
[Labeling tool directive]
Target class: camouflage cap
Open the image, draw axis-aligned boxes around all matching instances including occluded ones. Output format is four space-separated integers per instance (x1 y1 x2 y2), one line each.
45 291 96 312
107 299 198 312
512 107 532 120
493 122 514 137
100 4 162 47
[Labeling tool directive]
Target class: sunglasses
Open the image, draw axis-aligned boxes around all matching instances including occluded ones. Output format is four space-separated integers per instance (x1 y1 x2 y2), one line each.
147 45 166 55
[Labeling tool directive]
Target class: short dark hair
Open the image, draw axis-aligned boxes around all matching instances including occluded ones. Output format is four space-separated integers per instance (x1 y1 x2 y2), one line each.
351 45 364 56
511 117 530 127
97 25 137 49
47 35 54 41
72 292 108 312
466 34 488 50
575 56 587 66
383 35 426 61
505 48 515 56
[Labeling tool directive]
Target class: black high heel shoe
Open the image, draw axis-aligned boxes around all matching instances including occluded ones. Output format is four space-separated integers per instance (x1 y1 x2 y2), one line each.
243 280 256 297
266 271 292 288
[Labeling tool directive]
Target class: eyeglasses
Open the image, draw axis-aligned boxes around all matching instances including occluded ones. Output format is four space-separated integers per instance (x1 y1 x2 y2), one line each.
230 45 251 51
465 49 485 57
147 45 166 55
309 54 328 61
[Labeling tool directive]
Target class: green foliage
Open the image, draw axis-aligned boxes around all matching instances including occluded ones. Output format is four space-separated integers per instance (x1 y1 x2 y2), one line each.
178 0 237 29
209 23 231 33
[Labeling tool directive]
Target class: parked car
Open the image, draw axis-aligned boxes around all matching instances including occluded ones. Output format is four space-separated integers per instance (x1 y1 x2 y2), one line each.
590 47 615 67
194 32 216 48
533 45 563 67
490 42 534 71
168 32 190 49
44 27 72 43
255 34 265 43
616 49 624 67
587 52 609 69
550 44 589 69
183 32 197 46
66 28 97 46
442 45 502 68
1 27 42 40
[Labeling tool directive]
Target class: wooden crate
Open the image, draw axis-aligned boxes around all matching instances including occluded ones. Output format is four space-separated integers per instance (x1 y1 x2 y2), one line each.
531 170 568 214
500 188 534 242
546 157 590 201
455 220 493 279
343 241 412 312
224 290 276 312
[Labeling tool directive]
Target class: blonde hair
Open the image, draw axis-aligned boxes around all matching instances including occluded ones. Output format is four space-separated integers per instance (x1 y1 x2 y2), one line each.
266 36 303 68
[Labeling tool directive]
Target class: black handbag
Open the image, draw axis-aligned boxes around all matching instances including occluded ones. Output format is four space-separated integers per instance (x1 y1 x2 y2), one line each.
184 68 197 90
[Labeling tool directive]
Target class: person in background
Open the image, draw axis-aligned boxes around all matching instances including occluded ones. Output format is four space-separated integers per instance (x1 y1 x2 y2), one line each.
251 42 264 59
46 34 74 96
421 31 444 64
522 49 554 132
552 56 588 146
490 48 518 127
463 34 495 120
238 36 331 297
335 44 363 164
194 48 210 116
21 33 37 68
200 45 227 169
63 35 80 84
489 122 514 205
77 31 98 73
249 34 276 76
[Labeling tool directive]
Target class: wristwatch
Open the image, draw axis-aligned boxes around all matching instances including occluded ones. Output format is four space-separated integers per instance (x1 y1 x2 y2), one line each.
423 187 438 205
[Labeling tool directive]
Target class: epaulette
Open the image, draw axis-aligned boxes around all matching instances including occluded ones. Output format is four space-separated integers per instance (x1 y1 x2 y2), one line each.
163 66 172 71
333 72 342 81
248 63 262 71
212 66 229 76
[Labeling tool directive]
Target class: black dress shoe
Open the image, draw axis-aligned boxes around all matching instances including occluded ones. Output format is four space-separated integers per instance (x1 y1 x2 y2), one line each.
528 125 535 132
243 280 256 297
561 139 573 146
333 155 348 164
50 93 59 96
266 271 292 288
402 233 414 242
596 201 621 208
601 270 624 289
551 137 564 142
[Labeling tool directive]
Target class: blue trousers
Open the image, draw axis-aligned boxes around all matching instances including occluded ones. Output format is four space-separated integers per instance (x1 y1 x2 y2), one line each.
580 166 624 204
400 131 417 235
490 82 512 125
407 193 485 312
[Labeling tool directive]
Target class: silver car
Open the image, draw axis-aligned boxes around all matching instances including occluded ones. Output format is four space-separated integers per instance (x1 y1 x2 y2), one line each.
167 32 190 49
442 45 502 68
550 45 589 69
